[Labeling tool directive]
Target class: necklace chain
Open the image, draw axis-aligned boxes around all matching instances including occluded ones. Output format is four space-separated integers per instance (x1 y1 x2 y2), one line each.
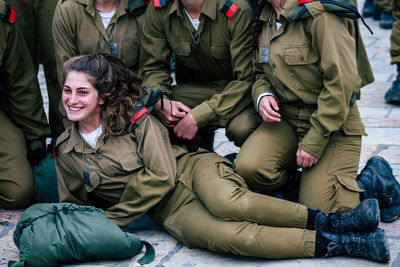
183 9 201 46
81 126 102 185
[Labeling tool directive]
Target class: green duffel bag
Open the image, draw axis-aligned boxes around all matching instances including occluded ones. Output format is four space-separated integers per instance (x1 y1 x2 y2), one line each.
33 153 59 203
8 203 155 266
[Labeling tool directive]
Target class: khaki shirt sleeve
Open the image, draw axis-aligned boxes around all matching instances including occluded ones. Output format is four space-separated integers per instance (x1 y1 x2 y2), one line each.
1 20 50 151
52 1 79 86
140 3 173 95
299 14 361 158
251 61 275 109
190 7 255 127
105 115 177 228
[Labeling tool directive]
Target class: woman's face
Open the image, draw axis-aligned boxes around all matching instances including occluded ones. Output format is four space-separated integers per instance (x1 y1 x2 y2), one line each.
62 71 104 129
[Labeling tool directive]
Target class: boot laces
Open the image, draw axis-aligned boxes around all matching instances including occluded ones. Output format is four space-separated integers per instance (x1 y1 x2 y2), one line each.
326 233 368 257
327 212 354 233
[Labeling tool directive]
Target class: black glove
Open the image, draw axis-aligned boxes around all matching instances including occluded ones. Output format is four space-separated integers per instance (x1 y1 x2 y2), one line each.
27 146 47 166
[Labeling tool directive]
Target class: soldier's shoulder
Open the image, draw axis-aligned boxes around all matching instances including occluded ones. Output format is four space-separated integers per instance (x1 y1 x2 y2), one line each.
0 0 16 24
58 0 85 7
218 0 252 18
56 127 73 147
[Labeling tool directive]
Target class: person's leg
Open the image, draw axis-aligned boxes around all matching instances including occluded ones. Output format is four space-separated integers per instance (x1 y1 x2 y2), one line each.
0 110 33 209
235 119 298 193
163 197 390 262
225 104 260 147
191 152 308 228
35 0 64 137
299 132 362 214
164 198 316 259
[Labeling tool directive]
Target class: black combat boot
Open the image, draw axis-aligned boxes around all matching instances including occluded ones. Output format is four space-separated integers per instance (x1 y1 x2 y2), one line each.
317 229 390 263
315 198 379 233
362 0 374 17
379 11 394 29
385 63 400 104
357 156 400 222
373 6 381 20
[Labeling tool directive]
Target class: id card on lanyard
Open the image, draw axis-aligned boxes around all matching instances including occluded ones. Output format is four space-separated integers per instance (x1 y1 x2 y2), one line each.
109 43 118 56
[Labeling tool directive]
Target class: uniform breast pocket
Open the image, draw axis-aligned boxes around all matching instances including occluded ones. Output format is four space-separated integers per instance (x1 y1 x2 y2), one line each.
284 45 318 66
210 44 230 59
119 154 144 173
169 39 191 57
122 38 140 67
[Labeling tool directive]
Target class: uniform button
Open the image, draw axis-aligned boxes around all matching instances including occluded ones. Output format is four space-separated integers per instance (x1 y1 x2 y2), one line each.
137 159 142 165
175 48 181 53
300 56 304 61
98 154 103 159
271 63 276 68
134 41 139 46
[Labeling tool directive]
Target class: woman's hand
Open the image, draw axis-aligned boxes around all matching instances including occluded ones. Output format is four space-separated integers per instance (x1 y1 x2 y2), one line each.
174 112 199 140
259 95 281 123
296 147 319 168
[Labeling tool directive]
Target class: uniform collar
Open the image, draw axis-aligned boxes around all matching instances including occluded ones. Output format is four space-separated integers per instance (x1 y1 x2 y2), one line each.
62 122 106 154
169 0 217 21
259 0 297 22
76 0 128 18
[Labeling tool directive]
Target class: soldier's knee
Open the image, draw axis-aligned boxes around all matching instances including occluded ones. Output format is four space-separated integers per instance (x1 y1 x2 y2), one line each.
0 181 33 209
207 187 247 218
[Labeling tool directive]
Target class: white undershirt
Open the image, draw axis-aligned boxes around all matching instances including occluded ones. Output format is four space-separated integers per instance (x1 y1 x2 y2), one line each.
184 9 200 31
99 10 116 29
80 124 103 149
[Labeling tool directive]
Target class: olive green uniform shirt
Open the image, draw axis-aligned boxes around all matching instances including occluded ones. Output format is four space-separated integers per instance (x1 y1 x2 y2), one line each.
140 0 254 127
253 0 370 158
52 0 142 85
0 2 50 151
55 115 187 228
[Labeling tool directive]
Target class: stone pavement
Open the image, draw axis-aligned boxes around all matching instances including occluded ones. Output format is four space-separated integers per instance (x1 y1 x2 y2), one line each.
1 2 400 266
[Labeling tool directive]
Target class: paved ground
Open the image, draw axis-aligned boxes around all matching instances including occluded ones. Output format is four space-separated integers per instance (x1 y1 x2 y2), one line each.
1 2 400 266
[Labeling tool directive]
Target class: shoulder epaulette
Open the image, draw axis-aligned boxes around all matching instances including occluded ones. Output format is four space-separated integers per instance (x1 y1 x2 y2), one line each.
129 107 148 124
221 0 238 18
298 0 316 4
151 0 167 8
0 2 15 24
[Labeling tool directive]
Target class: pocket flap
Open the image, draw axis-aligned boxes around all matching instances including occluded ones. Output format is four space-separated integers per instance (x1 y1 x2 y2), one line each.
119 154 143 171
211 44 230 59
337 174 364 193
284 45 318 65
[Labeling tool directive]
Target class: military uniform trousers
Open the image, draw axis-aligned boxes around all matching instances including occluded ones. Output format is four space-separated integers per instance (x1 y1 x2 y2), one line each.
0 110 33 209
7 0 63 138
150 152 316 258
171 81 259 147
391 0 400 64
235 104 363 214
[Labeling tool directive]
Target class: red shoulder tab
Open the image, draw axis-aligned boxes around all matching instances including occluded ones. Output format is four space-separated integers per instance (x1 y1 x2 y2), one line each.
221 0 238 18
129 107 148 124
153 0 167 8
0 4 15 24
298 0 316 4
8 6 15 23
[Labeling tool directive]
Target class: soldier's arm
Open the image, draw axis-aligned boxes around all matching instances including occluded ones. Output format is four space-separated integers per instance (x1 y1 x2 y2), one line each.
1 18 50 151
299 13 362 158
105 115 177 228
52 0 79 86
190 4 254 127
140 2 173 95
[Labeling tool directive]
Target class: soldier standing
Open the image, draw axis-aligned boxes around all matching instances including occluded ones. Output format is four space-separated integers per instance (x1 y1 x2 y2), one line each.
0 1 51 209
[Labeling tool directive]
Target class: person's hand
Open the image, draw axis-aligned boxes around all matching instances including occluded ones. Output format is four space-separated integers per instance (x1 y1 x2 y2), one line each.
27 146 47 166
154 98 191 127
174 112 199 140
259 96 281 123
296 147 319 168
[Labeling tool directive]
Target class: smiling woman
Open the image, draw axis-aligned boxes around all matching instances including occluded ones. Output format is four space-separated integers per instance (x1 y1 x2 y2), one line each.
62 71 104 134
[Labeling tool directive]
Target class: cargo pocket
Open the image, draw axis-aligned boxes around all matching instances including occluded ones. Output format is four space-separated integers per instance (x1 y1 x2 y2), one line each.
332 174 364 213
85 170 100 193
119 154 143 172
217 161 248 189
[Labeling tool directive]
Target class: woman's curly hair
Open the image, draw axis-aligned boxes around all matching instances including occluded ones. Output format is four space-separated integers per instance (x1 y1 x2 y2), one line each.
62 53 146 136
251 0 267 51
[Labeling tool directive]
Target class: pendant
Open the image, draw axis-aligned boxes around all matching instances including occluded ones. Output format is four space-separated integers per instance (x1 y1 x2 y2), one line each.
83 171 91 185
109 43 118 56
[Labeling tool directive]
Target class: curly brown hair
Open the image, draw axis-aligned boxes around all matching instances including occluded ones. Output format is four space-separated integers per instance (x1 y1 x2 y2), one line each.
62 54 146 136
